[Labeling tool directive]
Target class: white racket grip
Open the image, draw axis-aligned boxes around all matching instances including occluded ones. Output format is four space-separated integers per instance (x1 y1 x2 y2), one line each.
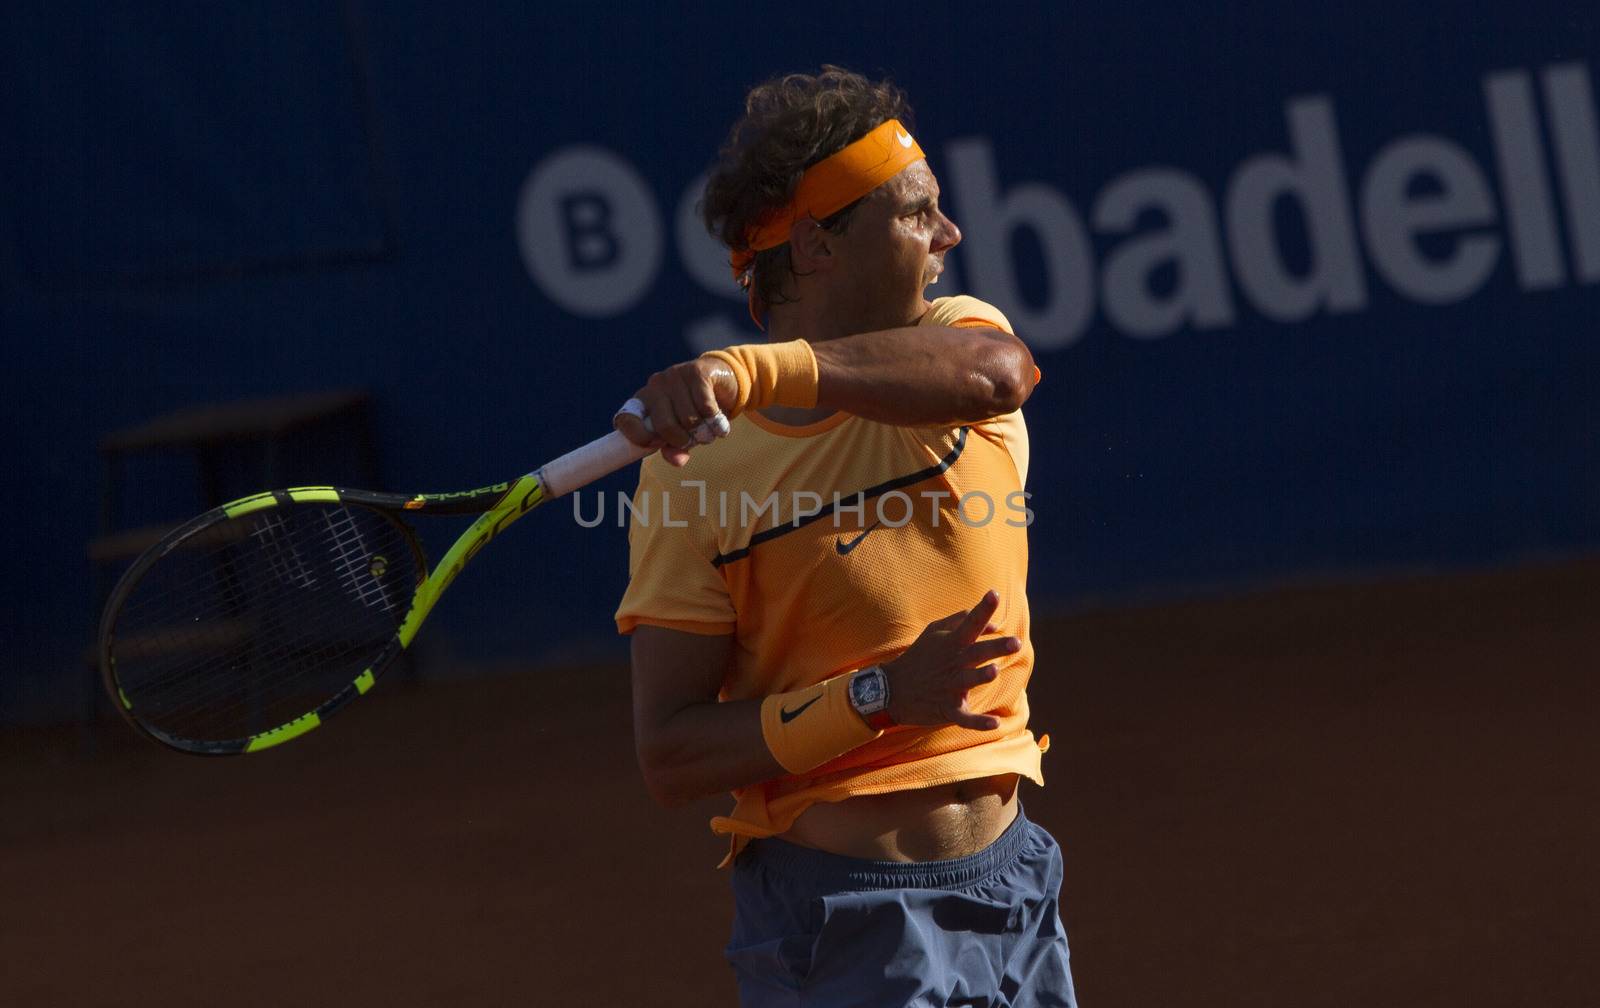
536 415 730 499
535 430 653 500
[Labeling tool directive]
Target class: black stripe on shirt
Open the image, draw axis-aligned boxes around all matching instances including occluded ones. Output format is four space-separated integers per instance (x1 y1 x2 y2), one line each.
710 426 970 568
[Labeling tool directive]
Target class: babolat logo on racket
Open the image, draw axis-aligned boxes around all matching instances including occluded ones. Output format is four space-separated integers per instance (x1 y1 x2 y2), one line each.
406 482 513 509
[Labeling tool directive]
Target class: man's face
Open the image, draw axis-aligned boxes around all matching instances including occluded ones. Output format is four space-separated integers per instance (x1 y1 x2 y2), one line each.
827 160 962 324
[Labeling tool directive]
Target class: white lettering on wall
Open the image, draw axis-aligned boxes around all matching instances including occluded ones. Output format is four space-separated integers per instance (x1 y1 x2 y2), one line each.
1543 63 1600 282
945 137 1096 349
516 146 661 317
1360 137 1501 304
1224 96 1368 322
512 63 1599 346
1092 167 1235 338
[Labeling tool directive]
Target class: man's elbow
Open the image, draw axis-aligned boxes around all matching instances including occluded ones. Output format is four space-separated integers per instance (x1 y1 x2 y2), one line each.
642 775 694 809
635 744 698 809
969 336 1036 417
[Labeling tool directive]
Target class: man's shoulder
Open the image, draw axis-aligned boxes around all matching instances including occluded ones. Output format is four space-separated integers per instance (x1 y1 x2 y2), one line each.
922 295 1015 335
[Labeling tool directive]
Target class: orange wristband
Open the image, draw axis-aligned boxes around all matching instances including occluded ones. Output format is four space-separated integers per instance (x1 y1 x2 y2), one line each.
760 672 879 775
701 339 819 418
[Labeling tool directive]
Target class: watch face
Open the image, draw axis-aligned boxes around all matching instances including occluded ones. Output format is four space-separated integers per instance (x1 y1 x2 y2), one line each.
852 672 886 707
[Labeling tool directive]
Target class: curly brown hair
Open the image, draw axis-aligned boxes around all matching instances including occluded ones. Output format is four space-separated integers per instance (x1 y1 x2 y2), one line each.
701 66 914 311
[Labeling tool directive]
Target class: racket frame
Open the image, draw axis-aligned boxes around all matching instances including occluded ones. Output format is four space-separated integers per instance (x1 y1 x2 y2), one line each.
99 426 660 755
99 476 545 755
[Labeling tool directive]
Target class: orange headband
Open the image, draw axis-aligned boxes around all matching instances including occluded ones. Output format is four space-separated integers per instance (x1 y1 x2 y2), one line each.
729 119 926 326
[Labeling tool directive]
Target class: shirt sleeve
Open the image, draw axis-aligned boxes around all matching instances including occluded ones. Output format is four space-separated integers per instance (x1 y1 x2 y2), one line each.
614 457 737 636
923 296 1035 485
922 293 1016 334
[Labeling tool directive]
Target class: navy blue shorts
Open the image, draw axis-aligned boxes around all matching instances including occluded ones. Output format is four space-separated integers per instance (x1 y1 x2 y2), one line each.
726 809 1078 1007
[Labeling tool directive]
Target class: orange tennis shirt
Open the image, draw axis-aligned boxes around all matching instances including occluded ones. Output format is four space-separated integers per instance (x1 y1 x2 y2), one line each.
615 295 1047 865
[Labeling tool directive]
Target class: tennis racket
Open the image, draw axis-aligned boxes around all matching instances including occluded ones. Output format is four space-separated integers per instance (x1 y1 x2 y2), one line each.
98 421 703 756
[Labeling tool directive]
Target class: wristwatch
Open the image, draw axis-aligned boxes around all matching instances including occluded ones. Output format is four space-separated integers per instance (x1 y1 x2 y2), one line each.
848 665 894 730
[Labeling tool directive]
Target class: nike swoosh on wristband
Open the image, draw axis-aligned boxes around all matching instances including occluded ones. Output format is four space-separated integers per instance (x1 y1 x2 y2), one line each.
779 693 822 723
896 130 914 148
835 521 882 555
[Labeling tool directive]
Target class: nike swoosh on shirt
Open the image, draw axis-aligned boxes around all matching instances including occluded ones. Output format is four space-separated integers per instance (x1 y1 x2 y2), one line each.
835 521 883 555
779 694 822 723
710 427 969 568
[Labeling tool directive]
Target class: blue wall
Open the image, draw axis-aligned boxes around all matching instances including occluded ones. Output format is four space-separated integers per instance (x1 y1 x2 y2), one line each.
4 2 1596 719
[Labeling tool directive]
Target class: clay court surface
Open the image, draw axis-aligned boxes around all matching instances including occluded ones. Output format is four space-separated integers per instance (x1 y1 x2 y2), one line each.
4 557 1595 1006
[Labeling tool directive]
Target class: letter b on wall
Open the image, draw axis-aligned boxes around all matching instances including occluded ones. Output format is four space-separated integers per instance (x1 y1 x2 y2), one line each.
518 146 661 317
946 138 1095 349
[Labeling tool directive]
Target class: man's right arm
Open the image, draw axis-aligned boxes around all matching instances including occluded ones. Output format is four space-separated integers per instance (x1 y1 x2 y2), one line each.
629 627 781 808
630 591 1019 808
615 326 1035 464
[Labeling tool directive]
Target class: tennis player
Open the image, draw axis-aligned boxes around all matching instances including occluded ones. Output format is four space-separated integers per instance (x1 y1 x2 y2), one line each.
614 67 1076 1006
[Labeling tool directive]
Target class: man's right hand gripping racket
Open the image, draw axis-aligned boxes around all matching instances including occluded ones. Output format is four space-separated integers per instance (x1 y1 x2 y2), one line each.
98 414 726 756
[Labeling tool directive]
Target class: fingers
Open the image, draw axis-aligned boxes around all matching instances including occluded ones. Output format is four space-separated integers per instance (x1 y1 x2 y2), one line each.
660 445 692 467
617 360 734 462
884 652 1006 732
958 636 1021 668
613 410 659 449
613 399 689 466
685 362 725 430
641 375 692 451
653 363 729 450
953 589 1001 646
698 358 742 416
896 597 1014 732
952 664 1001 732
952 709 1002 732
663 372 709 448
926 610 969 633
954 663 1000 690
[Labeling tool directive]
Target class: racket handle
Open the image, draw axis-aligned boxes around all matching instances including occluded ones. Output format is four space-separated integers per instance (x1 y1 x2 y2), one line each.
536 415 729 499
536 430 653 499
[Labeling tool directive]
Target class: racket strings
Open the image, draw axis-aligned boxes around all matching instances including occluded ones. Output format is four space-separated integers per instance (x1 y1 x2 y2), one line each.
108 502 422 743
123 583 398 727
135 577 409 718
323 506 408 613
111 519 406 648
115 526 412 738
114 562 394 731
113 522 391 672
112 568 377 703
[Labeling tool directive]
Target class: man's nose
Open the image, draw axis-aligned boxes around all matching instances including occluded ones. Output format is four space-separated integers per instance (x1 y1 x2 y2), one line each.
933 212 962 252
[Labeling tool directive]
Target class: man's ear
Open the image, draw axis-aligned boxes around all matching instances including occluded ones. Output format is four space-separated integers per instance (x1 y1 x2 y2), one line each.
787 218 835 274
